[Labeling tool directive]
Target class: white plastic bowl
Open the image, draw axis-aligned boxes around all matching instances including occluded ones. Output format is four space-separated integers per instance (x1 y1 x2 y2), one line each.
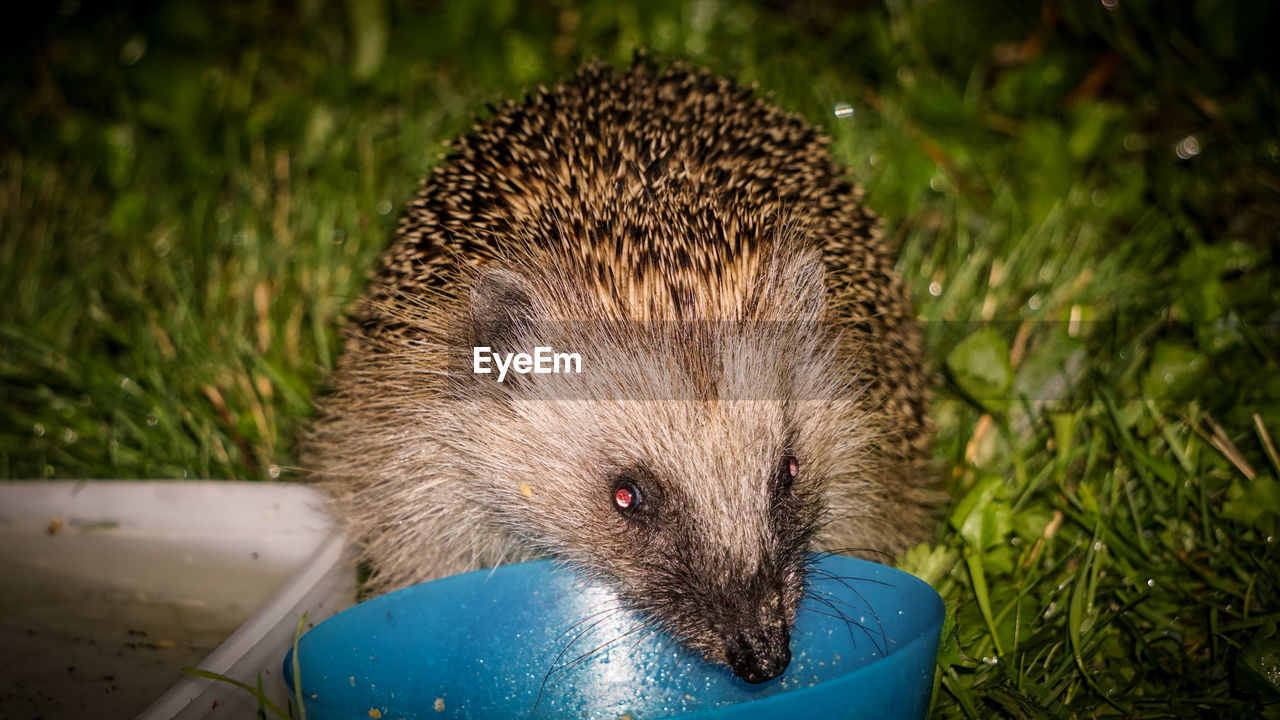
0 480 356 719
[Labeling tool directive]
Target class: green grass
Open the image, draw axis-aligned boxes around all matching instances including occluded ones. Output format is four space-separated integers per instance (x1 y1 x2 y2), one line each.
3 0 1279 716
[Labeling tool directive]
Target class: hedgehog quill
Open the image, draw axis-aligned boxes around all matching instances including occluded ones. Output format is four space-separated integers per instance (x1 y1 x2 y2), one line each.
305 60 935 684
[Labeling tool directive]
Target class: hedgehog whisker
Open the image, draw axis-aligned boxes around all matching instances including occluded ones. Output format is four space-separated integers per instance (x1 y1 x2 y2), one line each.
537 612 653 706
552 600 630 642
801 578 874 616
808 544 895 562
806 567 897 591
624 618 663 653
803 571 889 653
537 607 629 707
799 592 862 650
546 606 629 672
801 589 888 657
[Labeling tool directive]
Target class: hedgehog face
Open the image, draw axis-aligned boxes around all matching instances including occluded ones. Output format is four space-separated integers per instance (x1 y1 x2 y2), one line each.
496 336 844 683
472 366 835 683
459 252 858 683
590 405 825 684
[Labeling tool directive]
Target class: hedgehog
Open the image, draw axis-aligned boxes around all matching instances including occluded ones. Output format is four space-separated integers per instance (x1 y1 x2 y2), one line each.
304 59 935 684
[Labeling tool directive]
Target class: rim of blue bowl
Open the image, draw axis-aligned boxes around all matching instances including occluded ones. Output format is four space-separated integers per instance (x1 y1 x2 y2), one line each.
286 555 944 719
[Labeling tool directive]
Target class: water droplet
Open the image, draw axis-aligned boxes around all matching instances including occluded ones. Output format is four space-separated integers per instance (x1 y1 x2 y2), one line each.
333 229 347 245
146 412 160 427
268 464 281 479
1174 135 1200 160
376 199 393 215
929 281 942 297
1091 189 1107 207
1027 294 1042 311
929 173 946 191
833 102 854 119
1146 578 1155 587
61 428 77 444
1101 0 1119 9
33 423 45 437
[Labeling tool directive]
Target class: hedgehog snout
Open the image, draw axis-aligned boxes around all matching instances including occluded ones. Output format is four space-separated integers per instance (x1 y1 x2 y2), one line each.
723 617 793 683
715 589 794 683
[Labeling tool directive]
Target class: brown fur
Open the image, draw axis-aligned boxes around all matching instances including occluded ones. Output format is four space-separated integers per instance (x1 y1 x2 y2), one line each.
304 59 934 682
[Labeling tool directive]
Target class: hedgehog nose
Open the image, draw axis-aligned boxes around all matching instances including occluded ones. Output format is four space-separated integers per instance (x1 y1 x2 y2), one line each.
725 627 792 684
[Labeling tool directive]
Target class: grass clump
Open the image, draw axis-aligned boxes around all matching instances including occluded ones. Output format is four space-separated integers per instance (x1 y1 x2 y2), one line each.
2 0 1278 716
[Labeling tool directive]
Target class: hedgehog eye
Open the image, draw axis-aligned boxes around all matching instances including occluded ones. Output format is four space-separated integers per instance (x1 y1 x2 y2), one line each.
778 454 799 488
613 479 644 516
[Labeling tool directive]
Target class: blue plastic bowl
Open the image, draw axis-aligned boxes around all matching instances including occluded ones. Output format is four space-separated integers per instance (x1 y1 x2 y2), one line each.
285 555 943 719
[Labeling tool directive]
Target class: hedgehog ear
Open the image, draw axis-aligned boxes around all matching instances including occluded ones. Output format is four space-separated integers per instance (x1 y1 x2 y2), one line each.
469 268 539 355
770 249 828 325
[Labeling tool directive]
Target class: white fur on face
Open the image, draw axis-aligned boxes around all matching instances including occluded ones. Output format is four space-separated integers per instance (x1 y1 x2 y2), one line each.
445 299 867 585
